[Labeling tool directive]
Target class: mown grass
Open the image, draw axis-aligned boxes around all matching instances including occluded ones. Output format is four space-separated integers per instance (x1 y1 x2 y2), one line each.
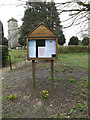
8 49 88 69
8 49 27 64
58 53 88 69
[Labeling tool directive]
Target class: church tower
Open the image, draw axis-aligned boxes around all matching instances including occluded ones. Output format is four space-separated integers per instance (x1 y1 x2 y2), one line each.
8 17 19 48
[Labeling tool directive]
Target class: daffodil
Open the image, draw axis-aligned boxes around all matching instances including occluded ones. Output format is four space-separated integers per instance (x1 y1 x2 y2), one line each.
45 90 48 93
41 90 49 99
43 90 45 93
49 104 52 107
10 94 12 97
8 94 12 99
14 94 16 98
8 94 17 100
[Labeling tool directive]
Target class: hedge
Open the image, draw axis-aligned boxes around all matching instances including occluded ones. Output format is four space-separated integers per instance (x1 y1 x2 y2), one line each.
58 45 88 53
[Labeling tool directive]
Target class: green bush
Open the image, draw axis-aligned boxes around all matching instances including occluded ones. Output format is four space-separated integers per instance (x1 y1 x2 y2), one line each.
82 37 89 45
2 45 8 67
58 45 88 53
68 36 79 45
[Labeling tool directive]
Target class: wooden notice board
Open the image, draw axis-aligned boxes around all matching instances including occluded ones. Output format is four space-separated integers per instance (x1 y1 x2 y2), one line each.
26 22 58 60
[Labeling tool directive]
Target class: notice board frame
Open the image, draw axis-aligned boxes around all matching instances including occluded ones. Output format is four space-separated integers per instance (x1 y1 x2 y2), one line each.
27 37 58 60
26 23 58 97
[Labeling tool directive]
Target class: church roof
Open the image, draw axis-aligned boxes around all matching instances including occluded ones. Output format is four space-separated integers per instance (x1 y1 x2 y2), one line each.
8 17 18 22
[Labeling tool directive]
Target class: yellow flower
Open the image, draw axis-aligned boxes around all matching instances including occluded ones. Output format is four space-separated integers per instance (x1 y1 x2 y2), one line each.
46 94 49 96
14 94 16 98
10 94 12 97
45 90 48 93
43 90 45 93
49 104 52 107
29 94 31 97
8 94 12 99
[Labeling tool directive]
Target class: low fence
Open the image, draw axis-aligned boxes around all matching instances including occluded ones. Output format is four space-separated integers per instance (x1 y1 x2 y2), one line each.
8 55 32 70
8 46 89 70
8 49 31 70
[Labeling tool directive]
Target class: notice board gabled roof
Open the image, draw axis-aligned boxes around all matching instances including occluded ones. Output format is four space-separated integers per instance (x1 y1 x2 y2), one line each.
26 22 57 38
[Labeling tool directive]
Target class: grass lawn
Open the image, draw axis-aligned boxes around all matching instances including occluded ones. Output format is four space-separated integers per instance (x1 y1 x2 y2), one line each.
8 49 88 70
8 49 27 64
58 53 88 69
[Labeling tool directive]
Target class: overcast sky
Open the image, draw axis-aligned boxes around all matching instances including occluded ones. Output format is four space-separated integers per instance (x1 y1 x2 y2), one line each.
0 0 82 45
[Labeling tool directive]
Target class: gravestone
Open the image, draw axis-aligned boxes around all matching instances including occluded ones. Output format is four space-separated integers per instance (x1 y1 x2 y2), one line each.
0 21 3 68
0 21 3 45
88 3 90 45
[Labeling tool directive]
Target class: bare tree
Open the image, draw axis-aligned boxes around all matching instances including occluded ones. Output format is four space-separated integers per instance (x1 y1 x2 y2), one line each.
0 0 89 38
17 0 89 37
55 0 89 37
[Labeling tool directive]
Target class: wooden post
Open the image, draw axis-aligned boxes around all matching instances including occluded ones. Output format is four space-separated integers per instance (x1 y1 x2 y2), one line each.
9 55 12 70
32 60 36 98
51 60 54 97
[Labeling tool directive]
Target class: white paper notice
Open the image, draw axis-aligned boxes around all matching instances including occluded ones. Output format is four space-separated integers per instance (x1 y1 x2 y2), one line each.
45 39 56 57
28 40 36 58
38 47 45 58
29 47 36 58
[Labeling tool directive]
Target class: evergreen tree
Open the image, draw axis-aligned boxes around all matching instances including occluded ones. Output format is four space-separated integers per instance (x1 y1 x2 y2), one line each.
18 37 26 47
68 36 79 45
58 32 66 45
20 1 66 45
2 37 8 46
82 37 89 45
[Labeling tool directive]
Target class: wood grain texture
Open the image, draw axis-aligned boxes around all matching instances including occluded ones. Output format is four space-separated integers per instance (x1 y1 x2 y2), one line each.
51 60 54 97
27 38 58 60
56 38 58 58
26 23 58 60
28 37 57 40
27 57 57 60
27 37 58 60
32 60 36 98
26 38 29 60
27 24 56 37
